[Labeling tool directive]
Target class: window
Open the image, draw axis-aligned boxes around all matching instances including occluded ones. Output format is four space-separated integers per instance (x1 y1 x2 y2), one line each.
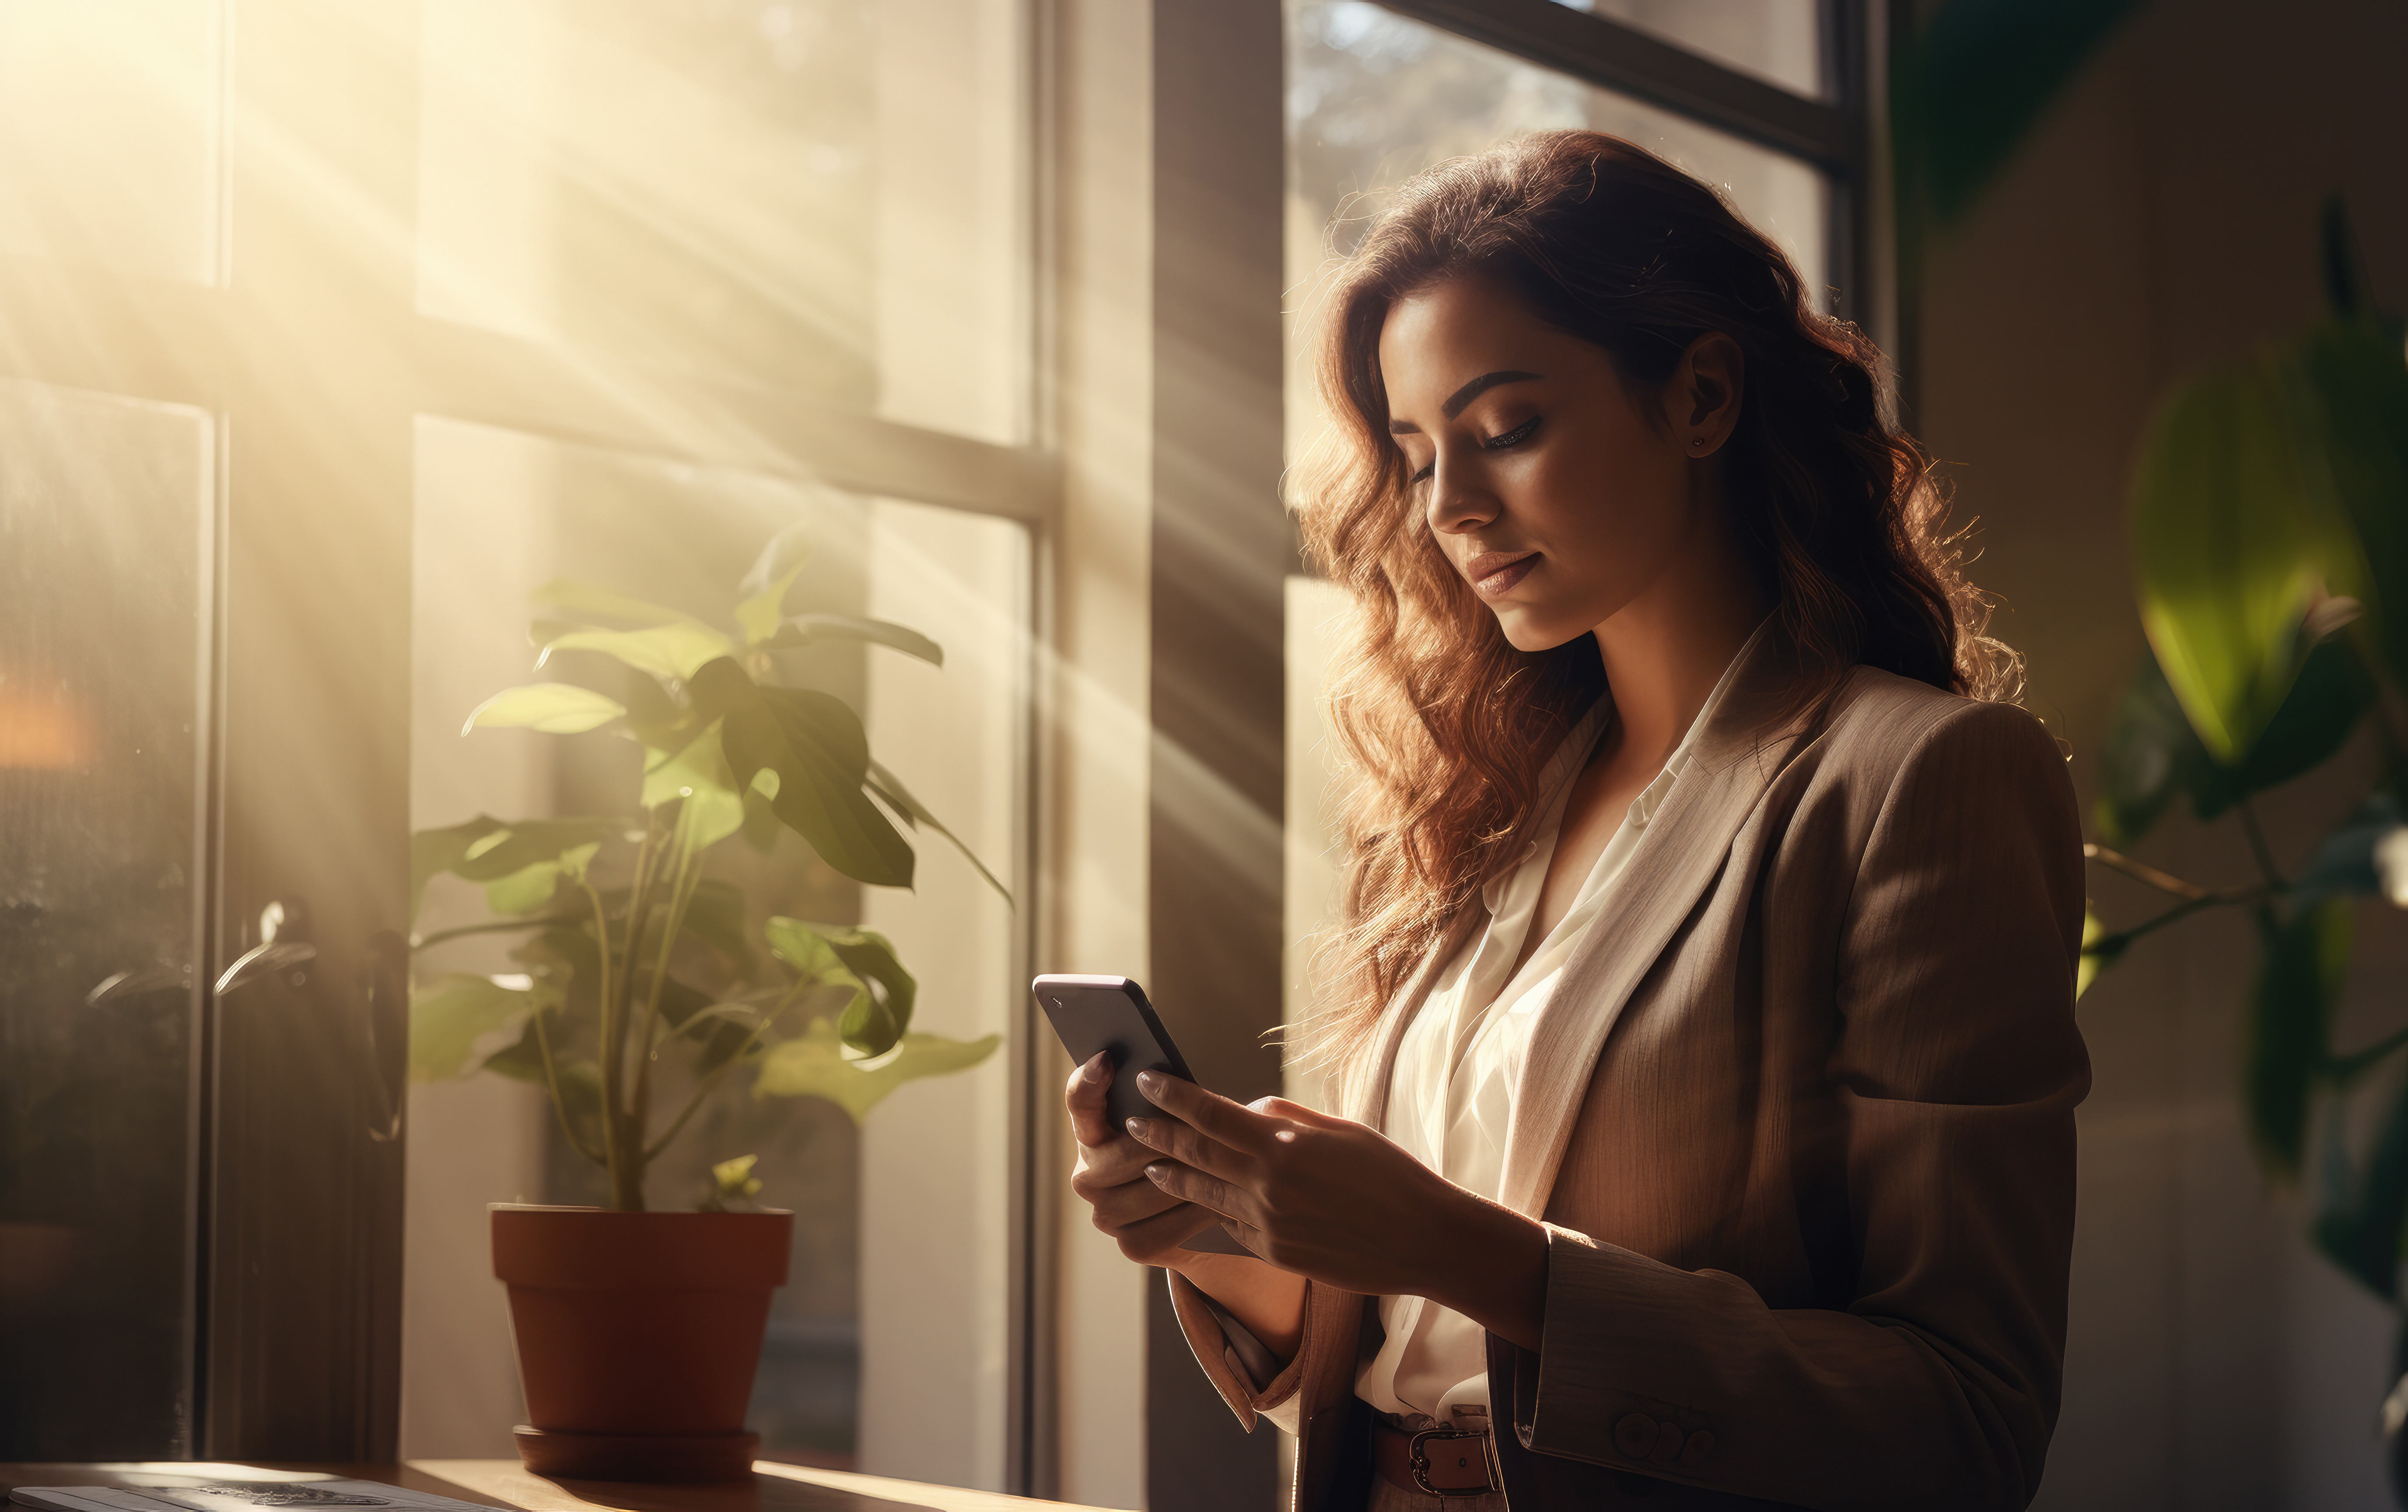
0 0 1044 1485
405 0 1038 1484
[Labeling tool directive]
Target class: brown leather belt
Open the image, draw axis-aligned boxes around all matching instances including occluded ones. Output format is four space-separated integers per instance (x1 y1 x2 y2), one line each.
1372 1416 1500 1498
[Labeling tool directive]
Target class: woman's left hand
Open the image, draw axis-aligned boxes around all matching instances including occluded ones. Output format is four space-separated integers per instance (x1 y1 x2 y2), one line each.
1125 1070 1548 1349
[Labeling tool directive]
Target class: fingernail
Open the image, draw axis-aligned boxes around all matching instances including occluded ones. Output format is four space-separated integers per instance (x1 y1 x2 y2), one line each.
1125 1117 1151 1141
1082 1054 1110 1085
1134 1069 1160 1092
1144 1163 1168 1182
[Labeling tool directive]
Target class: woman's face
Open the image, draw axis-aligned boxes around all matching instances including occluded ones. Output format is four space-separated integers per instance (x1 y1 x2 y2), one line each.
1377 274 1738 652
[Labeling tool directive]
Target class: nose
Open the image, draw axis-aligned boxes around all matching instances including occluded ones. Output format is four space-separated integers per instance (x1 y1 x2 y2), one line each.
1422 452 1495 538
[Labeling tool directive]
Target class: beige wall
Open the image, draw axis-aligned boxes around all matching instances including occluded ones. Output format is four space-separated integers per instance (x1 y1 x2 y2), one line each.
1914 1 2408 1505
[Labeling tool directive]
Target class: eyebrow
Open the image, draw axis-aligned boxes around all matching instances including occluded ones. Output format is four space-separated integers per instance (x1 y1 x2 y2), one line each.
1387 370 1544 433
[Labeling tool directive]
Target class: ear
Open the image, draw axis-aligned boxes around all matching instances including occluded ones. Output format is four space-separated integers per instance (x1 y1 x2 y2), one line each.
1668 332 1744 457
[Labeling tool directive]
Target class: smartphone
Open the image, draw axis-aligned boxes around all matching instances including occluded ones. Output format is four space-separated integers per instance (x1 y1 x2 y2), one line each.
1033 973 1253 1256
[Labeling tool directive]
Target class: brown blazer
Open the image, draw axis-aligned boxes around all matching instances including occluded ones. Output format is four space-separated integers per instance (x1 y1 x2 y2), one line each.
1168 639 2090 1512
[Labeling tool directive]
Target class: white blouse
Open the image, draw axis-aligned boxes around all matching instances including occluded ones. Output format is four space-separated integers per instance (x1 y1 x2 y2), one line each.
1354 627 1762 1426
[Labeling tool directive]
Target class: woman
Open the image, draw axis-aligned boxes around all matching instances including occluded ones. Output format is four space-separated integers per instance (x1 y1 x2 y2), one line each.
1067 131 2086 1511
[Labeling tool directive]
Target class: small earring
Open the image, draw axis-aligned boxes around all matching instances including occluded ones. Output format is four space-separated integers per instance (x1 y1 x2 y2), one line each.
1690 436 1708 449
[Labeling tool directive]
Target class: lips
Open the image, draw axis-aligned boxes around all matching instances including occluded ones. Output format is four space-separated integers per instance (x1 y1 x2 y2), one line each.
1464 550 1538 596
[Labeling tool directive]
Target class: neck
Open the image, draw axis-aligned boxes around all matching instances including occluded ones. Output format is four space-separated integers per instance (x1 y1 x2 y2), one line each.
1592 486 1770 766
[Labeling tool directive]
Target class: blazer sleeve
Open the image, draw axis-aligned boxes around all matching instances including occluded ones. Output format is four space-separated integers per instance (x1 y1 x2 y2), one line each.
1166 1269 1313 1435
1506 698 2090 1512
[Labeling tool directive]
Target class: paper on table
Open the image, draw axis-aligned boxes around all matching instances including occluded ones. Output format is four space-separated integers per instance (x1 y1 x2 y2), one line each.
12 1483 497 1512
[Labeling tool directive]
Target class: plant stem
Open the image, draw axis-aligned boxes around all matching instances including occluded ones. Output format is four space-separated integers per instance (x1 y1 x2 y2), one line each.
630 803 703 1166
644 1008 783 1163
602 808 668 1212
531 1006 605 1165
2086 885 2270 957
2331 1023 2408 1085
581 873 625 1195
2083 844 2216 901
410 914 581 951
2236 798 2288 889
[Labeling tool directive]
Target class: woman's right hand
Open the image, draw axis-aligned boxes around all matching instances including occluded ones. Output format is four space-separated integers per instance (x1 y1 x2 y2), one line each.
1067 1052 1225 1264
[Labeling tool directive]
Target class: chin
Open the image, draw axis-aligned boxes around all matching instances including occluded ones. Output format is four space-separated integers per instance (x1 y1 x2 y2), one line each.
1491 606 1593 654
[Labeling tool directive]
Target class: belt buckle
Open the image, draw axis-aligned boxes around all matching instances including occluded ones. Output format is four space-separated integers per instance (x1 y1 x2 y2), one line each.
1407 1423 1496 1496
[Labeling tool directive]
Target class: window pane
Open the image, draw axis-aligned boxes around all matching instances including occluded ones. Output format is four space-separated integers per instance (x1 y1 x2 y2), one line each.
1556 0 1824 100
404 419 1027 1489
0 0 224 282
0 378 214 1455
416 0 1028 444
1287 1 1828 305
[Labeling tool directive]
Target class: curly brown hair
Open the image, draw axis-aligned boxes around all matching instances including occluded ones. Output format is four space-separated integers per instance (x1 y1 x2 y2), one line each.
1295 130 2018 1071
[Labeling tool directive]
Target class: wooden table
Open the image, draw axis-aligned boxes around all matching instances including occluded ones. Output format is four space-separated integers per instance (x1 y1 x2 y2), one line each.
0 1461 1107 1512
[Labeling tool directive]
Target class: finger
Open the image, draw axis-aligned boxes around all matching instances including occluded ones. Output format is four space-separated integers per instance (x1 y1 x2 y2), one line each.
1115 1199 1222 1260
1124 1113 1252 1183
1085 1175 1188 1229
1248 1095 1344 1128
1135 1070 1281 1155
1144 1157 1251 1226
1064 1053 1115 1147
1074 1138 1159 1190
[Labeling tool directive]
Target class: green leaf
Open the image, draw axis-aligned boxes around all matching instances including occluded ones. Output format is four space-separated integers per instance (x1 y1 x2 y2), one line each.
690 658 914 887
481 850 589 916
640 721 748 851
2287 318 2408 690
2098 642 2372 845
531 578 694 628
2094 657 2205 847
700 1152 766 1211
2245 900 2352 1177
2188 636 2376 820
676 878 757 974
2076 905 2116 1000
865 760 1010 902
752 1016 1001 1122
451 819 621 882
410 972 557 1082
2314 1078 2408 1299
764 917 917 1056
461 682 627 737
2132 364 2328 761
764 613 944 668
539 621 735 682
411 816 507 926
736 563 807 646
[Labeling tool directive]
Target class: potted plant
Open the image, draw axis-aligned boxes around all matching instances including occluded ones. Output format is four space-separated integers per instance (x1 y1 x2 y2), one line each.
408 528 1004 1481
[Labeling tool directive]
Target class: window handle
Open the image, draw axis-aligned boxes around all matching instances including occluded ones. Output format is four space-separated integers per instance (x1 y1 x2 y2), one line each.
364 928 406 1144
214 898 318 998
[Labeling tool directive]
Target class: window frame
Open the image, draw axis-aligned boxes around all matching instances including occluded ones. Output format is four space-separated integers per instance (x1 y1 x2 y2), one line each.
1372 0 1883 332
0 0 1057 1467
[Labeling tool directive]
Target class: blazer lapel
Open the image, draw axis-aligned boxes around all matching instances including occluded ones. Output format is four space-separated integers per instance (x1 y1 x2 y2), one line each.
1494 633 1821 1218
1343 902 1485 1127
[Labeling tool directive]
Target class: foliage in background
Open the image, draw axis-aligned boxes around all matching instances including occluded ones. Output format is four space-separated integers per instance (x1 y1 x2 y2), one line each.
407 528 1004 1212
1895 3 2408 1493
2084 206 2408 1303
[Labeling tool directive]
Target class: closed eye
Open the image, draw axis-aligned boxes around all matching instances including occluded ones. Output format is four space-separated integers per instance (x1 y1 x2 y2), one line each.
1483 416 1540 450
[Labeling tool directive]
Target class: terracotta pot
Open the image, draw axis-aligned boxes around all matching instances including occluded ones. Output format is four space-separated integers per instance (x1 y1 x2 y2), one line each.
492 1203 792 1481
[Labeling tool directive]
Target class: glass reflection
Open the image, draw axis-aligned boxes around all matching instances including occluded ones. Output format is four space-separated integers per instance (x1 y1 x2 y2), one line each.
0 378 214 1455
1563 0 1826 101
0 0 225 282
416 0 1028 442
